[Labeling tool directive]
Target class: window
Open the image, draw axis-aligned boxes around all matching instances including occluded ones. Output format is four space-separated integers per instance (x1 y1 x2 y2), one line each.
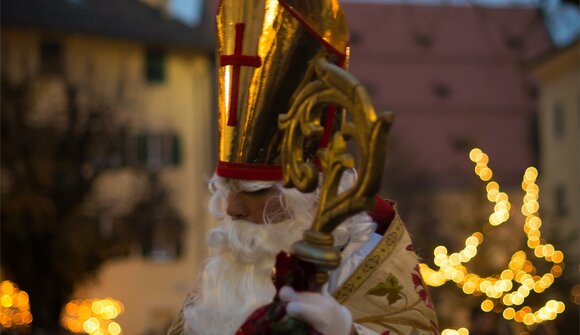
132 174 185 262
350 31 363 46
553 103 564 141
415 33 434 48
554 185 567 218
145 48 166 83
40 41 64 75
126 132 181 171
433 82 451 98
451 136 473 151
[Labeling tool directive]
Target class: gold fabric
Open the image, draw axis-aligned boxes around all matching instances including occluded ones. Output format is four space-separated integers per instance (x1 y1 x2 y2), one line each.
334 216 439 335
217 0 348 167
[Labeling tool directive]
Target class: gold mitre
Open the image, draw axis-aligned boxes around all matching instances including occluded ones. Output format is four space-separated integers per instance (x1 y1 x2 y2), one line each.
216 0 349 180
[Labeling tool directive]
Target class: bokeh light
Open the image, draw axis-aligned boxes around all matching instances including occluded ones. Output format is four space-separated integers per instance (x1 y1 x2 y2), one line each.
419 148 566 329
0 281 32 329
62 298 124 335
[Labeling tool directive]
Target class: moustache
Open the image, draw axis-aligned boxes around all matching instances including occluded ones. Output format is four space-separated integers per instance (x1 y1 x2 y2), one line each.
207 217 300 264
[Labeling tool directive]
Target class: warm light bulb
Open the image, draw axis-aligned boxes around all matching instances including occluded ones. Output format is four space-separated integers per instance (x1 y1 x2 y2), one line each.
457 328 469 335
481 299 494 312
469 148 483 162
524 167 538 180
108 321 122 335
434 246 448 256
552 251 564 263
503 308 515 320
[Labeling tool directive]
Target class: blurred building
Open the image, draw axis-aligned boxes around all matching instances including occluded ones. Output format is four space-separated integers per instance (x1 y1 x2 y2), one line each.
3 0 572 333
531 39 580 281
341 1 553 258
2 0 215 334
342 3 553 189
341 2 556 330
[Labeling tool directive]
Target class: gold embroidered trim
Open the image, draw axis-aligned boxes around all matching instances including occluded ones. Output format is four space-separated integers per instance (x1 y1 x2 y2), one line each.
333 215 405 304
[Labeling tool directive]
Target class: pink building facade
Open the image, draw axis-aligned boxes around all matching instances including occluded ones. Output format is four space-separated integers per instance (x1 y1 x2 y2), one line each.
342 3 553 189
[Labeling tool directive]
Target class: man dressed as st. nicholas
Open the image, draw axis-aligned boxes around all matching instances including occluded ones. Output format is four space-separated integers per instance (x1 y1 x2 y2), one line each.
168 1 439 334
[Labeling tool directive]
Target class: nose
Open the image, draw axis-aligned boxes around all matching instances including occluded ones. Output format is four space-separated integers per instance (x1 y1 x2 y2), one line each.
226 191 249 220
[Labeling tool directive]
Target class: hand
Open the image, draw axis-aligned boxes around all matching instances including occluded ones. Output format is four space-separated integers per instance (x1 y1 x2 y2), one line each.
279 286 353 335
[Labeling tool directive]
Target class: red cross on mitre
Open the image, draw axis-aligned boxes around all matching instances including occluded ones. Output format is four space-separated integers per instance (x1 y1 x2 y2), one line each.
220 23 262 126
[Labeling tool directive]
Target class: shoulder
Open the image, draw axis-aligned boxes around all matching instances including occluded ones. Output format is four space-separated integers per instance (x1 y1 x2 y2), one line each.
166 292 197 335
336 210 440 335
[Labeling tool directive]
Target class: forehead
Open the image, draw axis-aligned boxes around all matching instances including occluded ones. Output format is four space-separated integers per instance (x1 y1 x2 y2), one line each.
226 179 277 192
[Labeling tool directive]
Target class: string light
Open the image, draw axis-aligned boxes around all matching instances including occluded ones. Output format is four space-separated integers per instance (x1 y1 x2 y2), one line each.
0 281 33 329
441 328 469 335
62 298 124 335
420 148 566 328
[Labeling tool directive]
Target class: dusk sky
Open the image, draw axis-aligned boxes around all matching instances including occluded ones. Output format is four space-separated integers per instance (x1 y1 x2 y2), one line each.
168 0 579 47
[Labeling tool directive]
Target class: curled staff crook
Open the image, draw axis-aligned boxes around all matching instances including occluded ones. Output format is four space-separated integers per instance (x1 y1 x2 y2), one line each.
279 56 394 287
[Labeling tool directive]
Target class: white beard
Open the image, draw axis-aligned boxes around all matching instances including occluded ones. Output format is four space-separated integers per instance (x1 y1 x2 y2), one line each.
183 217 305 335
